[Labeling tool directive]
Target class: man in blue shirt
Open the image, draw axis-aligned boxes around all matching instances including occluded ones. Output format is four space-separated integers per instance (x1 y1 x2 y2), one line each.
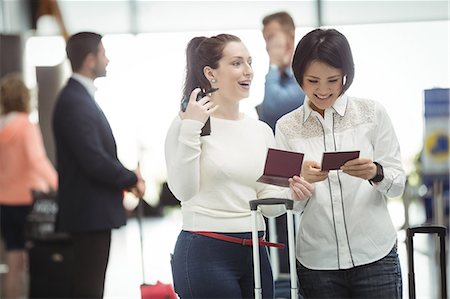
258 11 305 132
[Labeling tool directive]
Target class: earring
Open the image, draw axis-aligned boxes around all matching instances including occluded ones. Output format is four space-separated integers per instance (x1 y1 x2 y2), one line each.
211 79 217 83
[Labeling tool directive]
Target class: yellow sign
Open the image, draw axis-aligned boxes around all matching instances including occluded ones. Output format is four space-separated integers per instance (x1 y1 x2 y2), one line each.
425 130 449 161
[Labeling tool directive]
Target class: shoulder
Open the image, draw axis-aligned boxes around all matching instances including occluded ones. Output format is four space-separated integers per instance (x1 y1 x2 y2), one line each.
345 96 382 123
276 106 304 134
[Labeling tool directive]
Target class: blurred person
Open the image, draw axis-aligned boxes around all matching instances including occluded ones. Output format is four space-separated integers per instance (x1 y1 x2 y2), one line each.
52 32 145 298
276 28 406 298
259 11 305 132
260 11 306 289
165 33 314 298
0 73 58 299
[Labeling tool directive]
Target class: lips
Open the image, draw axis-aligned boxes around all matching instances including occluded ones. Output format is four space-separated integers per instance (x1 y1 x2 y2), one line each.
238 80 251 89
315 93 332 100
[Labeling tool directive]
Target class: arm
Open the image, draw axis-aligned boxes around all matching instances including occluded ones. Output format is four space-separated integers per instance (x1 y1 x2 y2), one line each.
56 96 137 189
370 103 406 197
341 102 406 197
26 123 58 190
164 117 204 202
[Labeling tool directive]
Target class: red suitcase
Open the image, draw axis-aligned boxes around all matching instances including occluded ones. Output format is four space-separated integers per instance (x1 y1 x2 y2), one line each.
136 198 177 299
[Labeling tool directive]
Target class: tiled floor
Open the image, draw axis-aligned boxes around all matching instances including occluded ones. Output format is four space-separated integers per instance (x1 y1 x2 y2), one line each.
103 199 448 299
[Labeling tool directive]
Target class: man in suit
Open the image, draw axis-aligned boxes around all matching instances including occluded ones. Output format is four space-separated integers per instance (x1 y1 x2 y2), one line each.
52 32 145 298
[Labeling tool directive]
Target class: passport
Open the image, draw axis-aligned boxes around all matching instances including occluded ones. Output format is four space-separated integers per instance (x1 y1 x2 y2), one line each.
321 151 360 171
257 148 304 187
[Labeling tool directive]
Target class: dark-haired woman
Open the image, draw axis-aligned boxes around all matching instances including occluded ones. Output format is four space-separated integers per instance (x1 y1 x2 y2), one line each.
276 28 406 298
165 34 314 298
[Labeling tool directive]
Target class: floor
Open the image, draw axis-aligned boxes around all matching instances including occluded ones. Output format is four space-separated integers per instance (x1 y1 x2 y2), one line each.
103 198 449 299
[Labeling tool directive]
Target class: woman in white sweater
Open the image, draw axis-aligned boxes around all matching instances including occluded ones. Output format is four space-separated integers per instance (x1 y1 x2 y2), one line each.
165 34 313 298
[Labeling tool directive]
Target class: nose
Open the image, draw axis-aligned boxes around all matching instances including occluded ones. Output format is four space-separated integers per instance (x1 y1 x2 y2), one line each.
244 63 253 77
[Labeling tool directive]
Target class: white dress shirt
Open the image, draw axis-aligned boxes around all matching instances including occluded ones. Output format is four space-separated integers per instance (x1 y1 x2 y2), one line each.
275 94 406 270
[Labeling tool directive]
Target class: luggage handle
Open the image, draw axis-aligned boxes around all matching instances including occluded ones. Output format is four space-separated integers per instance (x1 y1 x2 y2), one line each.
407 225 446 237
406 225 447 299
249 198 294 211
250 198 298 299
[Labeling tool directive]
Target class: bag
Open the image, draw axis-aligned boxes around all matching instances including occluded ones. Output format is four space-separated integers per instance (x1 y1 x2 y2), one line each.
137 198 177 299
26 189 59 240
140 281 177 299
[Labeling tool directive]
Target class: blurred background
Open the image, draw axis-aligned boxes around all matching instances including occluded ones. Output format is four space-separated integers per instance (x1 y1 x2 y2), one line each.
0 1 449 298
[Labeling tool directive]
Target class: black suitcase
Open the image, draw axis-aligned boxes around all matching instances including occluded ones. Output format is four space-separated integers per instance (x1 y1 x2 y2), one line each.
27 237 74 298
406 225 447 299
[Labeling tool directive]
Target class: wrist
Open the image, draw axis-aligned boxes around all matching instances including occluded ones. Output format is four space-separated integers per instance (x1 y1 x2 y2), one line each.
369 162 384 184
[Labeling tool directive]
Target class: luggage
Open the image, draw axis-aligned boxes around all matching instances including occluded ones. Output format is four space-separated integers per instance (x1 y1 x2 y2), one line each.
27 238 74 298
136 198 177 299
250 198 298 299
406 225 447 299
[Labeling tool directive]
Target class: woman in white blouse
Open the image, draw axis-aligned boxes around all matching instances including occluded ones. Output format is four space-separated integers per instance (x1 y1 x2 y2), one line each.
276 28 406 298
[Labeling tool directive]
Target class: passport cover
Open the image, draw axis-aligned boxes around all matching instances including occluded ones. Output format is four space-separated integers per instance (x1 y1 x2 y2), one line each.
321 151 360 171
257 148 304 187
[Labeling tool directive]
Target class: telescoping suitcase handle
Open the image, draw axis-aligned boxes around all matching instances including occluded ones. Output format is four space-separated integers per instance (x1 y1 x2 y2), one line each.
406 225 447 299
250 198 297 299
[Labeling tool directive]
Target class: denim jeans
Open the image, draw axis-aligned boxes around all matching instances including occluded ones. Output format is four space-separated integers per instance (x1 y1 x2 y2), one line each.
297 243 402 299
171 230 274 298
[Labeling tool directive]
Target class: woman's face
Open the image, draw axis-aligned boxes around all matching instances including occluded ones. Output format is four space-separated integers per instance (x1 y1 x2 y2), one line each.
213 41 253 102
302 60 344 113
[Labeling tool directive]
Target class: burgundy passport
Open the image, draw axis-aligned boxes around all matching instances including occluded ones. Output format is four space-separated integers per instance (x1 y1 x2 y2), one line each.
257 148 304 187
321 151 360 171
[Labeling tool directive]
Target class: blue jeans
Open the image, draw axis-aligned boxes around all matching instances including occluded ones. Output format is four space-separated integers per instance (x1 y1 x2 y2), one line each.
297 244 402 298
171 230 274 298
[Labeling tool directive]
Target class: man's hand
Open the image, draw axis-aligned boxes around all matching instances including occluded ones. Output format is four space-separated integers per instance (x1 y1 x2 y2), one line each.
131 168 146 198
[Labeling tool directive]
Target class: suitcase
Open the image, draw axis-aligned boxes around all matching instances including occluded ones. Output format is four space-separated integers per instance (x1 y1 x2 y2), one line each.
27 237 74 298
136 198 177 299
250 198 298 299
267 214 303 299
406 225 447 299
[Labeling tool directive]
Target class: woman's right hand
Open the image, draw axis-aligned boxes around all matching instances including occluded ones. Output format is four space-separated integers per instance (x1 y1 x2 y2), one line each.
302 160 329 183
179 88 219 123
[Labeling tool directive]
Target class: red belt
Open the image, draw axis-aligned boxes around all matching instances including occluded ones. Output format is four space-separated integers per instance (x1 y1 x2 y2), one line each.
192 231 285 249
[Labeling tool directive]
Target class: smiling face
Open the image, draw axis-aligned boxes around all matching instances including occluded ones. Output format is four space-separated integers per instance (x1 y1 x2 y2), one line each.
302 60 344 114
208 41 253 103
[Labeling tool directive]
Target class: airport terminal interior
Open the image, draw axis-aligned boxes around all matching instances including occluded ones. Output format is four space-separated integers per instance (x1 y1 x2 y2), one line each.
0 1 449 298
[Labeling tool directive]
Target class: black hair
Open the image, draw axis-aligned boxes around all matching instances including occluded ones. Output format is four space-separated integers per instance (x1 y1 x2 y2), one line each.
292 28 354 93
66 32 103 72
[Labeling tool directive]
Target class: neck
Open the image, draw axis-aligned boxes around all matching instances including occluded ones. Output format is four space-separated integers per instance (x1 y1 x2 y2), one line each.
211 101 241 120
76 69 95 80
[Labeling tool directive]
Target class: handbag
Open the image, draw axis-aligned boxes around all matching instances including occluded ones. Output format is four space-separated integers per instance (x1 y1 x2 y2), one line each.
25 189 59 240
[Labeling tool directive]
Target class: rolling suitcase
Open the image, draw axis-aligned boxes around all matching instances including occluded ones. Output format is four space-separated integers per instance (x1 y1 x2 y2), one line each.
250 198 298 299
406 225 447 299
136 198 177 299
27 237 74 298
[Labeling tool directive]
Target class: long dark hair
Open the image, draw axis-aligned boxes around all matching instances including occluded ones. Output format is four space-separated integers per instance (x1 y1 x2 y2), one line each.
182 34 241 99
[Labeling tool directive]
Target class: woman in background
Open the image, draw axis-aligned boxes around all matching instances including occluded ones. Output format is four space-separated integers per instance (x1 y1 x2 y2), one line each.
165 34 313 298
0 73 57 299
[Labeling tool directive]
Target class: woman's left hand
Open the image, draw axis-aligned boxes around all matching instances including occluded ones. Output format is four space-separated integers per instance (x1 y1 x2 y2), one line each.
288 176 314 201
340 158 377 180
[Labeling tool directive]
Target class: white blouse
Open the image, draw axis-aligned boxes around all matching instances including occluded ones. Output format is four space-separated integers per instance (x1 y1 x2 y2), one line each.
275 94 406 270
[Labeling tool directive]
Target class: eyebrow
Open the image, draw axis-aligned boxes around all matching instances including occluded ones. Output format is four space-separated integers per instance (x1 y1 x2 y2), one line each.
305 74 341 79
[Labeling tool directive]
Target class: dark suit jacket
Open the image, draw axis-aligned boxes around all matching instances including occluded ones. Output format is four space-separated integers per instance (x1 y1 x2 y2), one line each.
52 78 137 233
